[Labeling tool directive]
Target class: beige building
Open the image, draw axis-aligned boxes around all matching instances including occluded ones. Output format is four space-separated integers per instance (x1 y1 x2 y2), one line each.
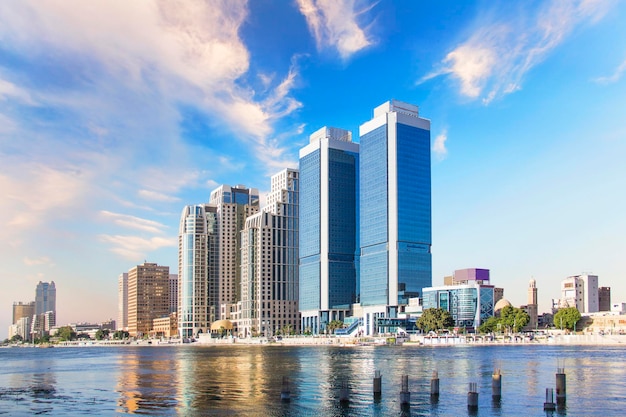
12 301 35 325
127 262 170 337
152 313 178 338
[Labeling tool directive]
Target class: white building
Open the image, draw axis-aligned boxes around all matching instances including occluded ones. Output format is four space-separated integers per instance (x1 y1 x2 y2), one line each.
240 169 299 337
559 274 599 313
117 272 128 331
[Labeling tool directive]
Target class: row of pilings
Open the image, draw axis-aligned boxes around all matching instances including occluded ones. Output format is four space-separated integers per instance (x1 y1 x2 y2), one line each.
280 368 567 412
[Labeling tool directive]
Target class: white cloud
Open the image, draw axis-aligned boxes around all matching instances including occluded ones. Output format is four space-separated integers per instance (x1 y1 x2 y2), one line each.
420 0 614 103
296 0 375 60
100 211 168 234
433 129 448 160
99 234 177 261
0 77 36 105
138 189 181 203
593 58 626 84
23 256 54 267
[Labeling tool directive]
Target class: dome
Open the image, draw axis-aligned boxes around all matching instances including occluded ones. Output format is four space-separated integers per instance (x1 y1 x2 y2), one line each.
210 320 234 331
494 298 512 313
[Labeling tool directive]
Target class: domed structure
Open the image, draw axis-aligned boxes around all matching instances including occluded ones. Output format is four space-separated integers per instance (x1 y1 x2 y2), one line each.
210 319 234 331
494 298 512 314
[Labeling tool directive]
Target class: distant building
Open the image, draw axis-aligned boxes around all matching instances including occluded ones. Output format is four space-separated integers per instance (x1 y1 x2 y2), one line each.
611 303 626 314
422 280 495 330
359 100 432 335
12 301 35 325
152 313 177 338
299 126 359 335
521 279 538 330
35 281 56 316
117 272 128 331
240 168 300 337
557 274 599 313
598 287 611 312
127 262 170 337
169 274 178 314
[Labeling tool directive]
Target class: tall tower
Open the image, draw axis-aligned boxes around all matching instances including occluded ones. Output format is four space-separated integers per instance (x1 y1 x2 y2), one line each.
117 272 128 331
359 100 431 335
527 279 538 329
240 168 300 337
209 185 259 316
178 204 219 338
35 281 56 316
298 126 359 334
127 262 170 337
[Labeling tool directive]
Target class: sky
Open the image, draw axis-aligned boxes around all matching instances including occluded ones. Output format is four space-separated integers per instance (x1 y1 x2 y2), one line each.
1 0 625 338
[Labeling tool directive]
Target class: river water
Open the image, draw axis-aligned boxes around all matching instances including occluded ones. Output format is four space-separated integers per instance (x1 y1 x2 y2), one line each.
0 344 624 416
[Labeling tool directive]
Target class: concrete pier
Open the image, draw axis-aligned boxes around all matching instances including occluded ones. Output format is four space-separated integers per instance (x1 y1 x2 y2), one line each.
468 382 478 411
280 376 290 402
556 368 566 405
373 370 382 397
492 369 502 402
400 375 410 406
430 370 440 401
544 387 556 411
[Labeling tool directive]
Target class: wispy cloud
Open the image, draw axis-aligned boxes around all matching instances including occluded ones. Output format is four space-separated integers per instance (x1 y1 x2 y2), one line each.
23 256 54 267
433 129 448 160
420 0 614 104
0 77 37 105
99 234 177 261
100 211 168 234
593 58 626 84
296 0 375 60
138 189 181 203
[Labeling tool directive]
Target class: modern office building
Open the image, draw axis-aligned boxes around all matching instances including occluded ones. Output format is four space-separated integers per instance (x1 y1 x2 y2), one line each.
169 274 178 314
299 127 359 334
359 100 432 335
127 262 170 337
557 274 599 313
422 281 495 329
35 281 56 316
240 169 300 337
12 301 35 325
209 185 260 316
178 204 219 338
117 272 128 331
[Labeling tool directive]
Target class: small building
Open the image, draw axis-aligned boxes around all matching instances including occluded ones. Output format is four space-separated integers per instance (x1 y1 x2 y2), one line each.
152 313 177 338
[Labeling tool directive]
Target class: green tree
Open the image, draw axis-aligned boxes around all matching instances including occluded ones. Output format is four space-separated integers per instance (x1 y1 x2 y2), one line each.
10 334 24 343
499 305 529 333
554 307 581 331
113 330 129 340
57 326 77 341
327 320 344 334
417 308 455 333
95 329 110 340
478 316 500 333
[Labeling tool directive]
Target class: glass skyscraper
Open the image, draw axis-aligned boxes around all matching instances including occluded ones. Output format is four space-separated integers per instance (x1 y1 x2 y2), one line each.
359 100 431 335
299 126 359 334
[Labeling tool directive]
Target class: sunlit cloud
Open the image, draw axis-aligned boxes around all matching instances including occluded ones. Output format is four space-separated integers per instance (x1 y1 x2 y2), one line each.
100 211 169 234
420 0 614 104
593 58 626 84
138 189 181 203
297 0 375 60
23 256 54 267
433 129 448 160
99 234 177 261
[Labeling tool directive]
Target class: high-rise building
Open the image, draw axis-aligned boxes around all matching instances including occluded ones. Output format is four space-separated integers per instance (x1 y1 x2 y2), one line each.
240 168 300 337
559 274 599 313
298 126 359 334
127 262 170 337
35 281 56 316
117 272 128 331
359 100 432 335
209 185 260 314
599 286 611 312
12 301 35 325
169 274 178 314
178 204 219 338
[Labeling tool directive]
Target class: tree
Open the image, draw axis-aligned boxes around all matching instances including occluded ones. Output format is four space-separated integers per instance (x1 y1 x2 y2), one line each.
499 305 530 333
478 316 500 334
95 329 110 340
113 330 129 340
417 308 454 333
57 326 77 341
327 320 344 334
554 307 581 331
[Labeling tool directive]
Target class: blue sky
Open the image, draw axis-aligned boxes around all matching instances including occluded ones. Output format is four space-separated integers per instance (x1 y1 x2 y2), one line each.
1 0 625 338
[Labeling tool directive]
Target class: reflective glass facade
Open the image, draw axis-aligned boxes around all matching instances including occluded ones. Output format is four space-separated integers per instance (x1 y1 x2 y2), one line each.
422 284 495 329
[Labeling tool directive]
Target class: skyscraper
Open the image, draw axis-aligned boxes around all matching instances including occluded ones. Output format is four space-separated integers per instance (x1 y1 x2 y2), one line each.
127 262 170 337
178 204 218 338
35 281 56 316
240 168 300 337
359 100 431 335
209 185 259 316
169 274 178 314
299 126 359 334
117 272 128 331
12 301 35 325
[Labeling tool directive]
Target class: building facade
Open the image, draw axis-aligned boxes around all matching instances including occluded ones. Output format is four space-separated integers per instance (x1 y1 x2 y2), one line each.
599 287 611 312
209 185 260 316
422 282 495 329
240 169 300 337
117 272 128 331
299 127 359 334
169 274 178 314
35 281 56 316
523 279 539 329
359 100 432 335
12 301 35 325
178 204 219 338
127 262 170 337
558 274 599 313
